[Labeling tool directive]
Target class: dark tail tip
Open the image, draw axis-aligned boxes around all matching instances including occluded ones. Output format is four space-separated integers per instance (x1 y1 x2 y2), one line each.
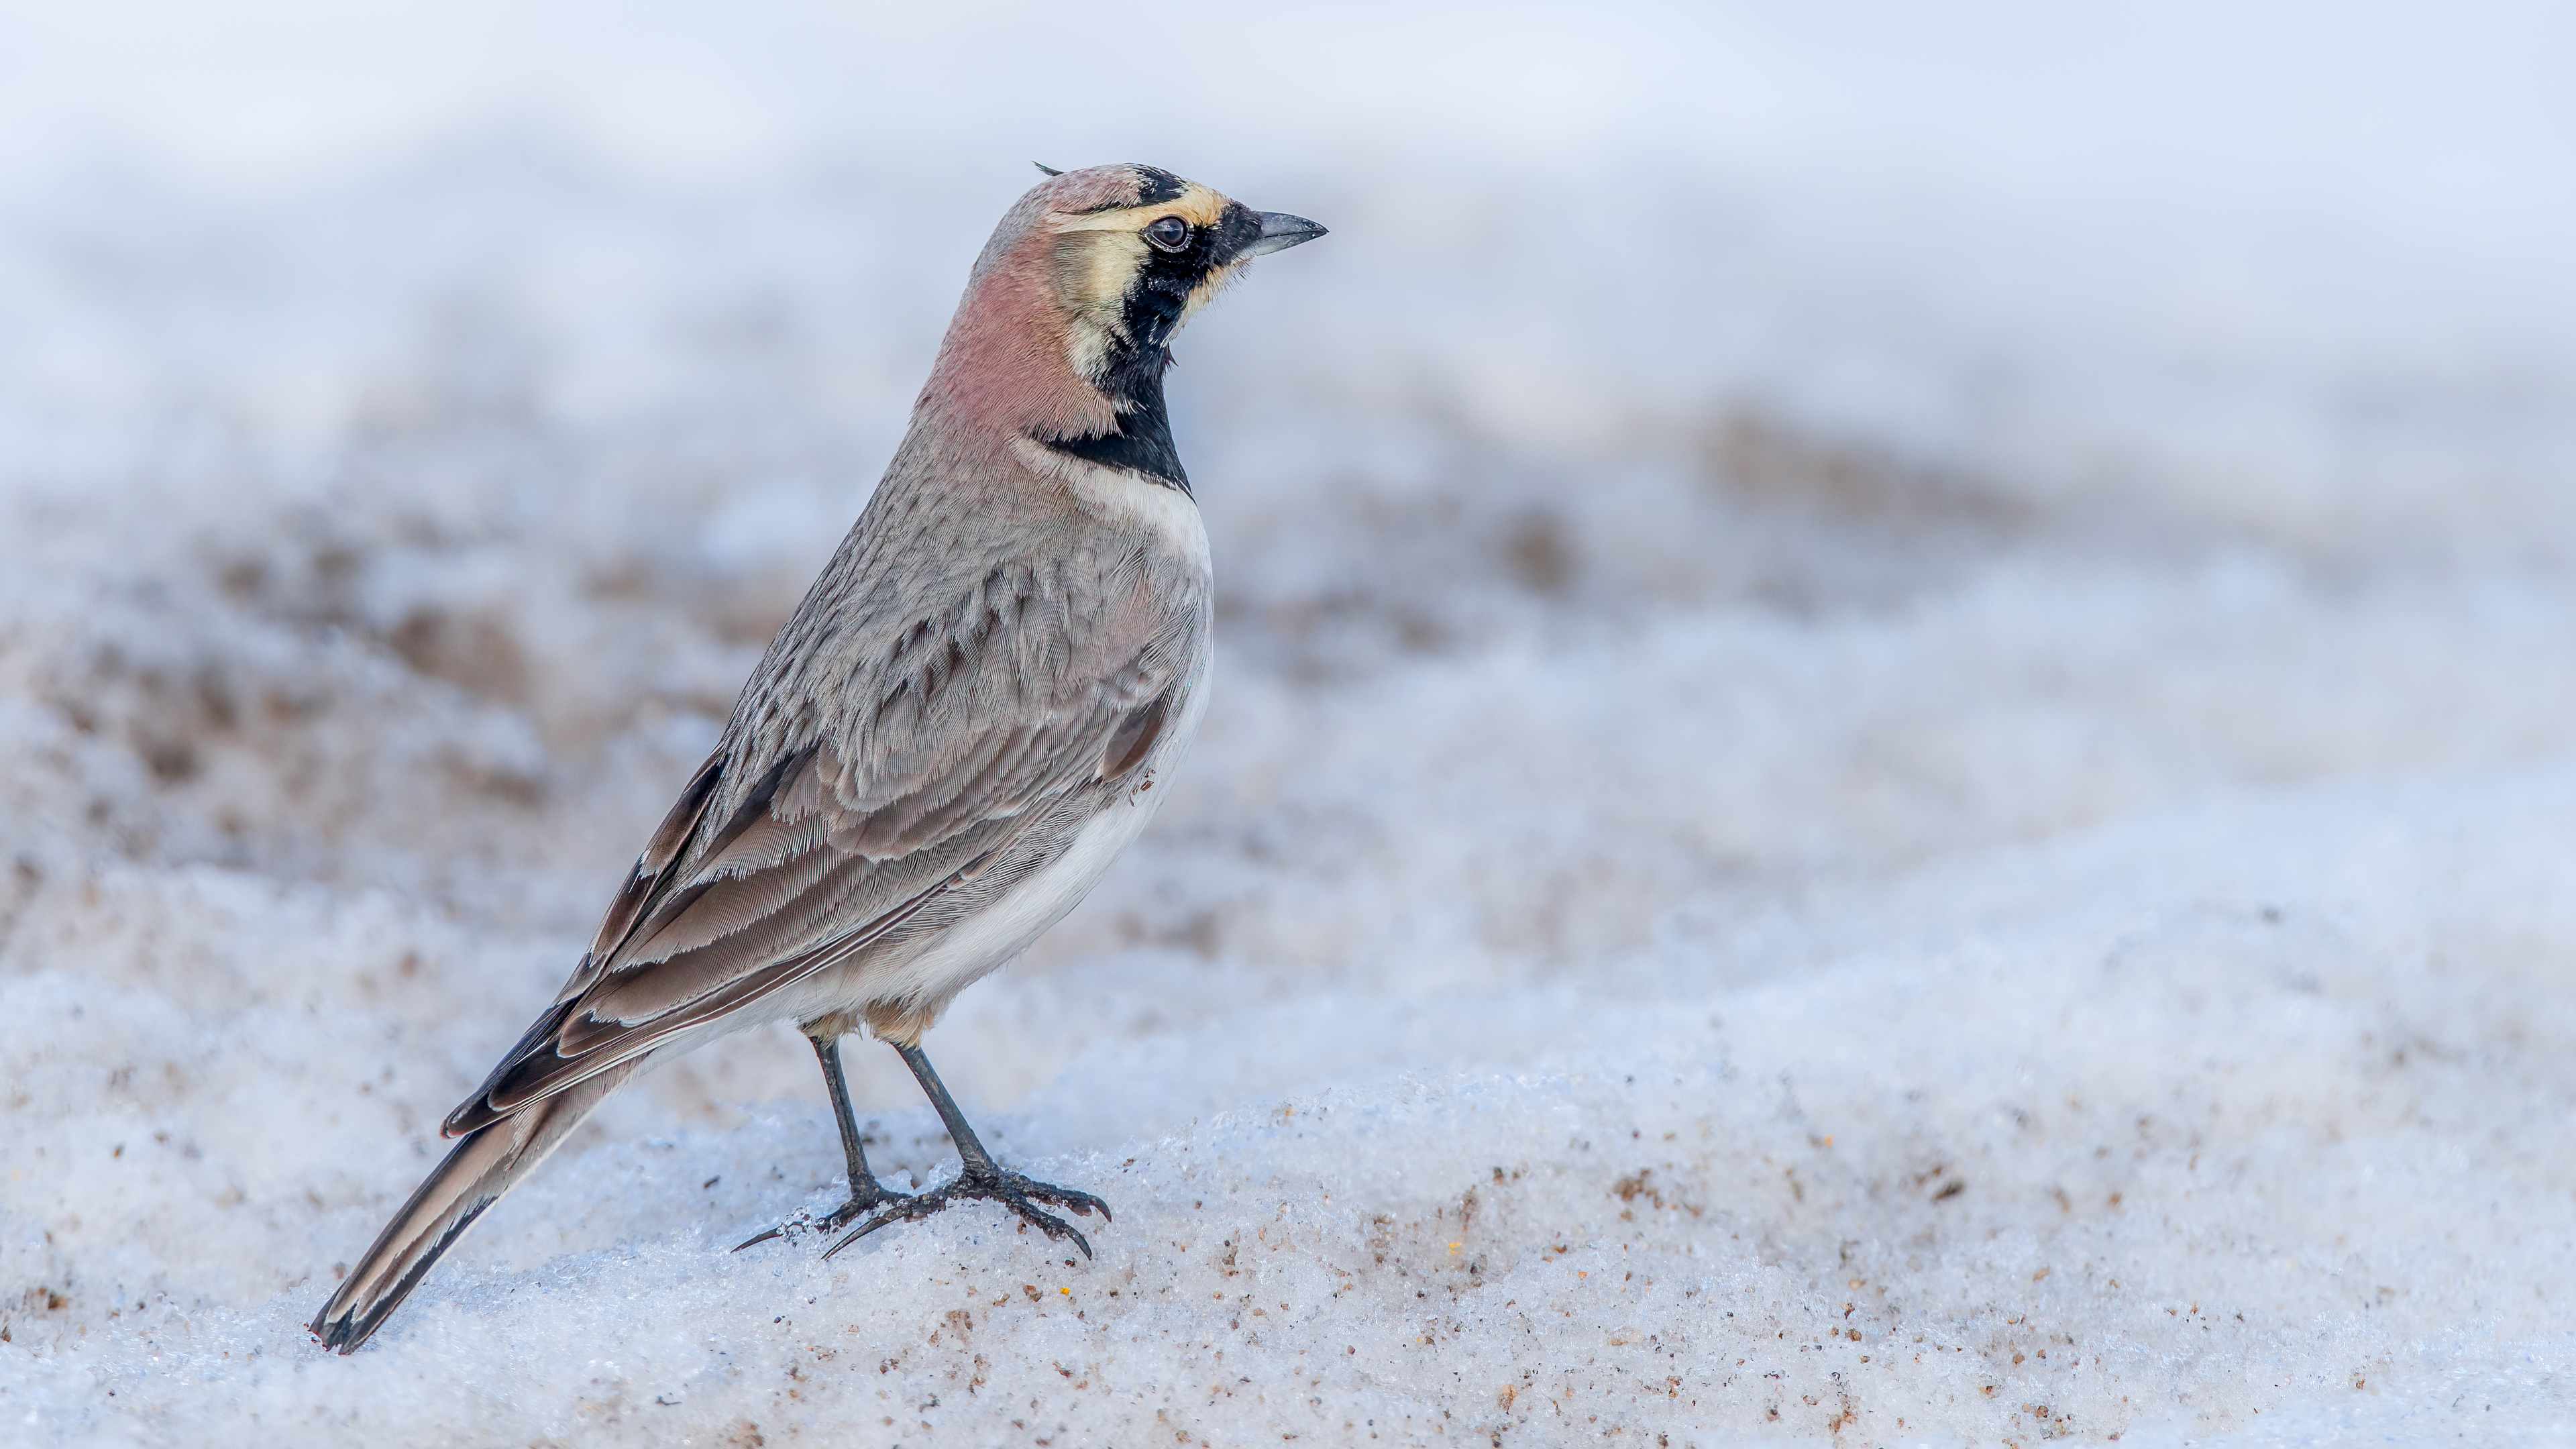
311 1308 366 1355
311 1291 390 1354
309 1187 498 1355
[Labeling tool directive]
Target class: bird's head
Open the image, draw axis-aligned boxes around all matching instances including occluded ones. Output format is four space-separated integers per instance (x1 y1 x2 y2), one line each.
924 163 1326 478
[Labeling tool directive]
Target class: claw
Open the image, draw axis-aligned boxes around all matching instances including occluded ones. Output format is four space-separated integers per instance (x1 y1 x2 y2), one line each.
1028 1210 1093 1260
735 1189 907 1254
800 1169 1110 1260
823 1210 905 1260
733 1208 814 1253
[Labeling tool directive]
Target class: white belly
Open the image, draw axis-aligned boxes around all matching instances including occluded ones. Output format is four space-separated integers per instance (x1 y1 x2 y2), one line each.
871 785 1163 1004
766 673 1210 1034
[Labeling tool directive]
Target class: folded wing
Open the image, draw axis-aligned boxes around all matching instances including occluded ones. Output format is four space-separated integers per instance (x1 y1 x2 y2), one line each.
443 556 1200 1136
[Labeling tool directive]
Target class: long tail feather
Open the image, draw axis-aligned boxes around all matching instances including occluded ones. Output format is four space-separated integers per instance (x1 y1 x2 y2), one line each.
310 1061 638 1352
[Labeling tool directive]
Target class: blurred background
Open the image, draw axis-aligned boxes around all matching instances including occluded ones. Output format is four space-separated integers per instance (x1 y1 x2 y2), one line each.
7 0 2575 1077
5 3 2575 1439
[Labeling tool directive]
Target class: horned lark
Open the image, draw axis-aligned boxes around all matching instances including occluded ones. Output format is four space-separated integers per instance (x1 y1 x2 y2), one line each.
311 164 1324 1352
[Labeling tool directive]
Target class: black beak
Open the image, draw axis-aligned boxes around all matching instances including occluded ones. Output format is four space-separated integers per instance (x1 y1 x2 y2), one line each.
1242 211 1327 258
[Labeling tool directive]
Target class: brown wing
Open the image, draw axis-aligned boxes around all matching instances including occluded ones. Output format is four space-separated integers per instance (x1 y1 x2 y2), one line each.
443 554 1202 1137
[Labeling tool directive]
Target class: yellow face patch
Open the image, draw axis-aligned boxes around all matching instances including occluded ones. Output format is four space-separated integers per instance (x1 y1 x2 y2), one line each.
1051 227 1145 381
1046 182 1236 382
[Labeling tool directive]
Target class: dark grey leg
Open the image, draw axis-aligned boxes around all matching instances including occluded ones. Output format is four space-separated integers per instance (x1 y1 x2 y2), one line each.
816 1034 881 1198
818 1040 1111 1260
734 1032 907 1252
898 1041 1004 1177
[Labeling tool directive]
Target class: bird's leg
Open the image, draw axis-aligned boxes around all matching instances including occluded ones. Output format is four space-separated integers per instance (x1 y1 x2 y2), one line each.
735 1032 906 1251
822 1040 1111 1260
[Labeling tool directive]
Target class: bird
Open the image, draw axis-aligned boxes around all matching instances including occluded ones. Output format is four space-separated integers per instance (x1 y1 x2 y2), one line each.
309 163 1325 1353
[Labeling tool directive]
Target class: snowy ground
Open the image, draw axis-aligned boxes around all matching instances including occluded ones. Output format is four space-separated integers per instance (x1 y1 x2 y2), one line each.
5 5 2576 1445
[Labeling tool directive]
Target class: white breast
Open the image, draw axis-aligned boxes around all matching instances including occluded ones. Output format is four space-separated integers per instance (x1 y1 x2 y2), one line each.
1008 435 1211 578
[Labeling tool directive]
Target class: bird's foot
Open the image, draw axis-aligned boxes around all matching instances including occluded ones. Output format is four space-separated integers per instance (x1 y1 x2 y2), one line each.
824 1168 1110 1260
734 1185 908 1253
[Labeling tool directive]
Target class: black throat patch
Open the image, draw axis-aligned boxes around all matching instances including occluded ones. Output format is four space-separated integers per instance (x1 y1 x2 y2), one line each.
1049 370 1191 494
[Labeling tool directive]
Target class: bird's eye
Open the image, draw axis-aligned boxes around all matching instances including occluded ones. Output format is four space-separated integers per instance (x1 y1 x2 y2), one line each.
1144 216 1191 252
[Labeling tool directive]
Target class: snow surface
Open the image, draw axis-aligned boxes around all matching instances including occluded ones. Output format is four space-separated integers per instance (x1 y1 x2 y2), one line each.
5 4 2576 1444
